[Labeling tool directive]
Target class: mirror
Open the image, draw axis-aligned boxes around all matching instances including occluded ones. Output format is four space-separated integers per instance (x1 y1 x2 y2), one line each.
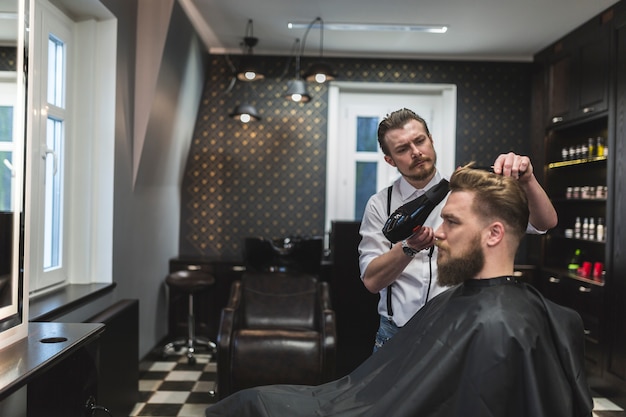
0 0 28 348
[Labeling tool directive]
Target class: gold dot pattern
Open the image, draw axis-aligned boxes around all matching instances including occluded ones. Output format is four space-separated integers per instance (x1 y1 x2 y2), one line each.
181 56 532 259
0 47 17 71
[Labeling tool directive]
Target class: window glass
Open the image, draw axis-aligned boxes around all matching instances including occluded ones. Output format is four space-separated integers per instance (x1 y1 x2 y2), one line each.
355 161 377 220
0 151 12 211
47 35 65 108
0 106 13 211
43 117 64 270
0 106 13 142
356 116 379 152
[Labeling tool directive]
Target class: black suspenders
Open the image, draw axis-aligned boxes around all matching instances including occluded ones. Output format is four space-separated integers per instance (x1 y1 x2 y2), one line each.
384 185 436 323
386 186 394 318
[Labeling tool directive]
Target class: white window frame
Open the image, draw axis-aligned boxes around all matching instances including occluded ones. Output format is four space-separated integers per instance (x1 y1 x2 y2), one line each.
27 0 116 295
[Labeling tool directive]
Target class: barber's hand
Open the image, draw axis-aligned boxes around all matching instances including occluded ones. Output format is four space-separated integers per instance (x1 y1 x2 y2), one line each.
406 226 435 251
492 152 533 183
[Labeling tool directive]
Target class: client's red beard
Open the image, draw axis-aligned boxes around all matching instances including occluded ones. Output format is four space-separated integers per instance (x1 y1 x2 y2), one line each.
436 235 485 286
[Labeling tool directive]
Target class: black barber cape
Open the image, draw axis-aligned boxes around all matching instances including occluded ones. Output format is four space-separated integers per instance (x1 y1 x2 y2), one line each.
205 277 593 417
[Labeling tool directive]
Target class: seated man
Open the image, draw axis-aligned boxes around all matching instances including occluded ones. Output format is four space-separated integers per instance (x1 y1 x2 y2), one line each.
205 165 593 417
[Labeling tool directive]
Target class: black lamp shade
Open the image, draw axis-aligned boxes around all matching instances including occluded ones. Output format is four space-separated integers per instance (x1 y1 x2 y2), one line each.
284 79 311 103
229 103 261 123
303 61 336 83
236 56 265 82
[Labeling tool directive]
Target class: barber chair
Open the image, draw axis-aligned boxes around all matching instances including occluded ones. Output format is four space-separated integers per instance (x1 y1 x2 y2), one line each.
216 271 336 399
243 236 323 276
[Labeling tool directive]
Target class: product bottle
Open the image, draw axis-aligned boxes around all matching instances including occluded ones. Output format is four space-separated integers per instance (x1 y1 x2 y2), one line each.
568 248 582 271
588 138 595 158
597 217 605 242
582 217 589 240
589 217 595 241
574 216 581 239
597 137 605 157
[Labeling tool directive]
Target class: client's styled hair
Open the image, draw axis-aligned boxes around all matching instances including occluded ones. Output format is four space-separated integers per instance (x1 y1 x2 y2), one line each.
449 164 529 241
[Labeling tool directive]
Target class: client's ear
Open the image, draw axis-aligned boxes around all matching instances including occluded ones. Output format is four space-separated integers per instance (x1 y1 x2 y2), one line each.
485 222 505 247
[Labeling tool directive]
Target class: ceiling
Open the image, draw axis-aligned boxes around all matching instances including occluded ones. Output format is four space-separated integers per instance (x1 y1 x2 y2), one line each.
187 0 621 62
1 0 622 60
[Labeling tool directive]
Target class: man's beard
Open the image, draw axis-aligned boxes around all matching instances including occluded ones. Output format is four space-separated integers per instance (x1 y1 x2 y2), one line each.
398 153 437 183
436 235 485 286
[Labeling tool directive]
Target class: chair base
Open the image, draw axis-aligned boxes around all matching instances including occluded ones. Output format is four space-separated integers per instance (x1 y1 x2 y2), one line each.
162 337 216 365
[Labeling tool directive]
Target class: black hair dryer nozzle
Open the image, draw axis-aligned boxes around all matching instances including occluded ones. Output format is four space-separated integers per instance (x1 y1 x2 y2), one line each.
382 179 450 243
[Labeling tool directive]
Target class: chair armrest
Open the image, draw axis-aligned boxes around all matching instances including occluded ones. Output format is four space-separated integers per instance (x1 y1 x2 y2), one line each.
318 282 337 381
217 280 242 399
225 280 242 309
318 281 332 310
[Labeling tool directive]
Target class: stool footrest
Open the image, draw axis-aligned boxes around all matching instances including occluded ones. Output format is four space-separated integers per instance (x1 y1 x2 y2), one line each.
163 337 216 364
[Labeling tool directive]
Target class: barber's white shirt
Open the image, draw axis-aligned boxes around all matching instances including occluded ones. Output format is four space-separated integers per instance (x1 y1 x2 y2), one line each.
358 171 544 327
358 172 448 327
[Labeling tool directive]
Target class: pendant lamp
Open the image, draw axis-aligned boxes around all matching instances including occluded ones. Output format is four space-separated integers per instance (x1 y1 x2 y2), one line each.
236 19 264 82
229 103 261 123
300 17 336 83
284 38 311 102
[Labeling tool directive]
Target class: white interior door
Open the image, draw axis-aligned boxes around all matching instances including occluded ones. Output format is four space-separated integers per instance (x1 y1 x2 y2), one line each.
325 82 457 235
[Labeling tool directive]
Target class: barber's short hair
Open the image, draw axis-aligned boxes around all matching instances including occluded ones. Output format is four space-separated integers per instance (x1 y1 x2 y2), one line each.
449 164 529 240
377 108 431 156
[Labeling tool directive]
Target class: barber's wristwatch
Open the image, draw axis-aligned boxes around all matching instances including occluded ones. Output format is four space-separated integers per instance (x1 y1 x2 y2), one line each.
401 239 418 258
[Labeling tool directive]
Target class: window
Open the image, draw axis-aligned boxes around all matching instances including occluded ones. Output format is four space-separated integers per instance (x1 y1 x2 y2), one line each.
28 0 116 295
30 0 72 291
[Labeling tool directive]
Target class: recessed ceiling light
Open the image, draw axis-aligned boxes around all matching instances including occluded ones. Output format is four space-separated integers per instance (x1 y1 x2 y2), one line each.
287 22 448 33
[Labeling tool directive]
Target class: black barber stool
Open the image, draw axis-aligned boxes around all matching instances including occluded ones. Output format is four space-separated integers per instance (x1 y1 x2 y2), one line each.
162 270 216 364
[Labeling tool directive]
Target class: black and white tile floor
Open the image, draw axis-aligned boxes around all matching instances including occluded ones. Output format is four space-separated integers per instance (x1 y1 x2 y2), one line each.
131 349 217 417
132 347 626 417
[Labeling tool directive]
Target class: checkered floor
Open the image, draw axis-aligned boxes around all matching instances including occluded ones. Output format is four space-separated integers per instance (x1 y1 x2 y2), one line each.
131 345 626 417
131 348 218 417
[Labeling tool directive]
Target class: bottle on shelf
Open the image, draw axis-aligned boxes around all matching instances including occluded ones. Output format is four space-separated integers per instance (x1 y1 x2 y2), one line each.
568 248 582 272
582 217 589 240
588 138 595 158
597 137 605 157
589 217 595 241
574 217 581 239
597 217 605 242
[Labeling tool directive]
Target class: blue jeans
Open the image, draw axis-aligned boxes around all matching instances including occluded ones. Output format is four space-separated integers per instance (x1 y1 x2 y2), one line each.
373 316 401 353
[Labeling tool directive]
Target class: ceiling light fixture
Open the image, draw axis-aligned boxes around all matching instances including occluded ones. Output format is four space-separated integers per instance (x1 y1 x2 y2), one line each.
299 17 336 84
288 21 448 34
284 38 311 103
229 103 261 123
236 19 265 82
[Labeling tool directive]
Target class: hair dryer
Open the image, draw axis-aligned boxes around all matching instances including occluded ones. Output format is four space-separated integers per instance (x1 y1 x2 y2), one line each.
382 179 450 243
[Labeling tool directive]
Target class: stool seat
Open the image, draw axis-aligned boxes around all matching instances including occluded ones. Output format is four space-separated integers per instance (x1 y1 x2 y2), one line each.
166 270 215 292
163 270 217 365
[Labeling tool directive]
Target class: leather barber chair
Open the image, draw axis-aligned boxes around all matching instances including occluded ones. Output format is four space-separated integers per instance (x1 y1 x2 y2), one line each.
216 271 336 399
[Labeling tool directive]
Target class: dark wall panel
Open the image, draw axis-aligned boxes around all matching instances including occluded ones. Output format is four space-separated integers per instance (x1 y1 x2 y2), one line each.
181 56 533 259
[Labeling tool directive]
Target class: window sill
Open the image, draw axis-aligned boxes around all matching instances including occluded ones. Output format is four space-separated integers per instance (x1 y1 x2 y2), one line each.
29 282 116 322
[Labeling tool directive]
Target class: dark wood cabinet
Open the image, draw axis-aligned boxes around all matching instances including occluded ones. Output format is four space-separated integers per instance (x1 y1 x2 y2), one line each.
572 13 613 118
539 114 609 371
532 2 626 393
0 323 104 416
539 10 613 127
543 39 573 124
605 20 626 385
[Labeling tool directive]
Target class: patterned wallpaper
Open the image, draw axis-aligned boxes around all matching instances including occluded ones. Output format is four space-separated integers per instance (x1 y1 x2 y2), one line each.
181 55 532 259
0 47 17 71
